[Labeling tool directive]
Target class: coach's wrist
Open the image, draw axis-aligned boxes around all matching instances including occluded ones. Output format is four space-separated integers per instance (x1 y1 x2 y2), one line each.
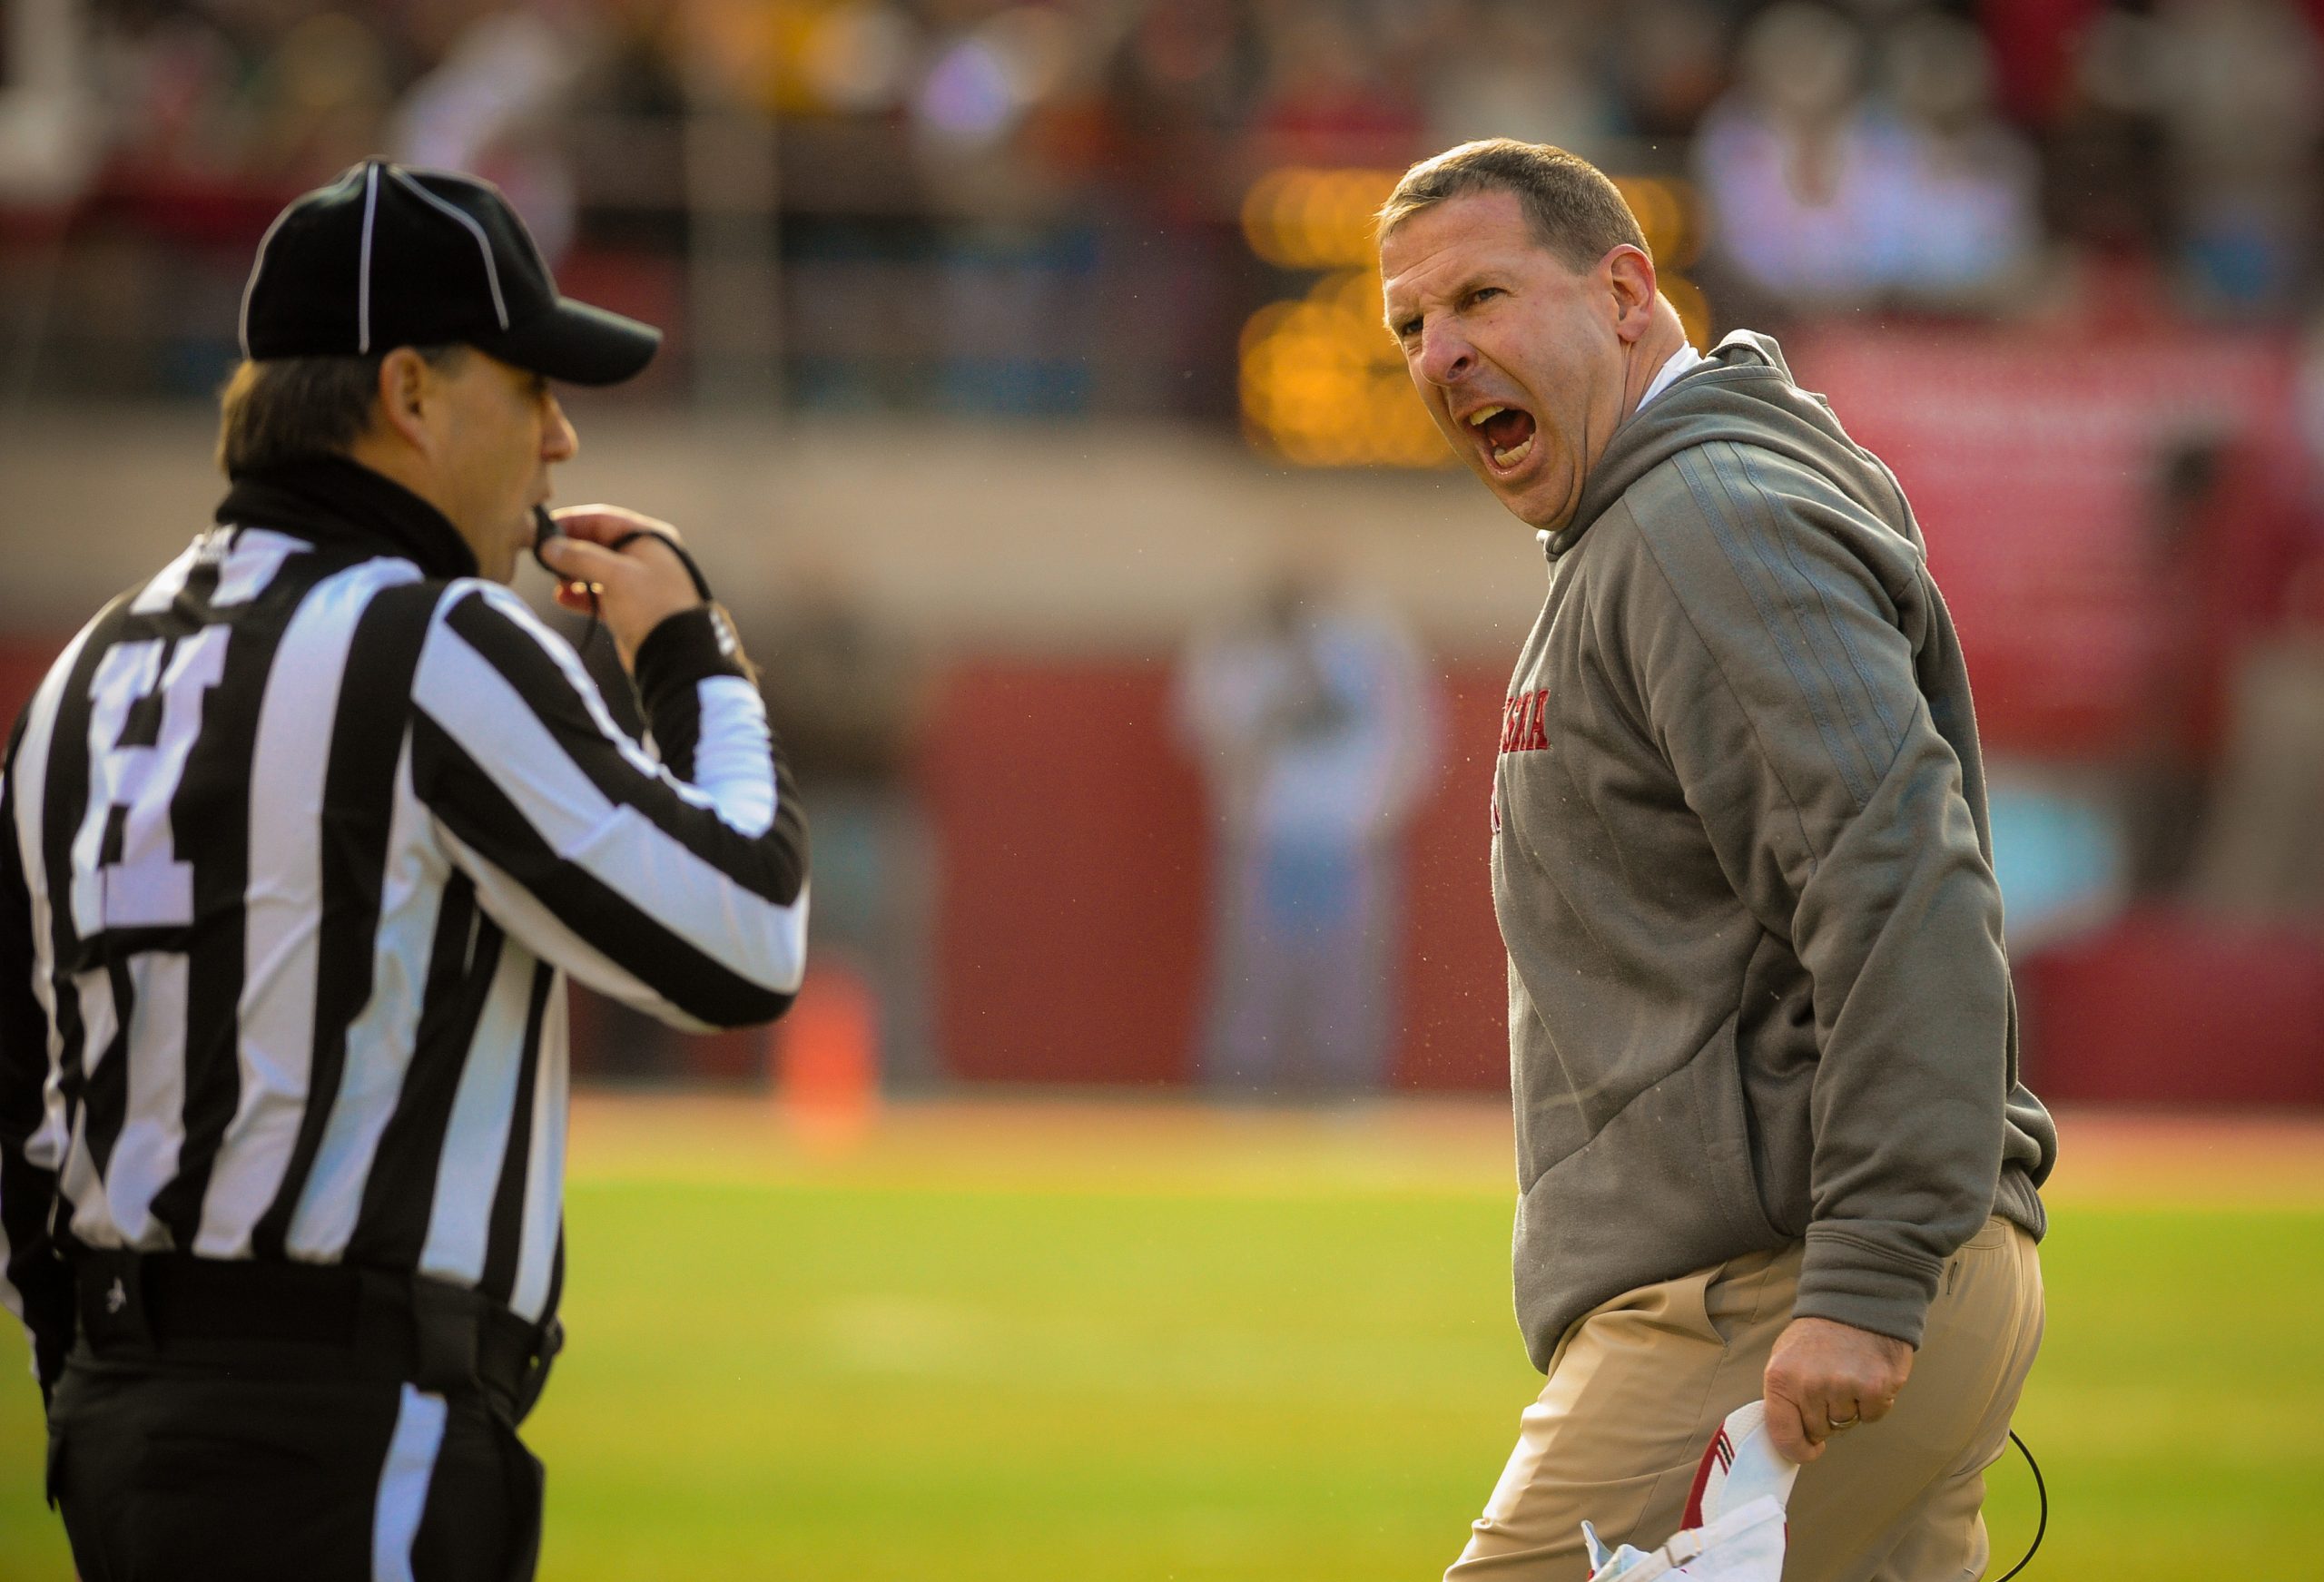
1795 1225 1939 1349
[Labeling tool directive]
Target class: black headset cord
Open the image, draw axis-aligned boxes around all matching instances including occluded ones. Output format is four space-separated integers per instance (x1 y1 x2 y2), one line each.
1994 1430 2047 1581
532 509 716 659
604 528 715 602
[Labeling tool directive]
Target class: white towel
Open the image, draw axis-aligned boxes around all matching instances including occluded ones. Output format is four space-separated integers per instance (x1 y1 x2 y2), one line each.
1584 1401 1800 1581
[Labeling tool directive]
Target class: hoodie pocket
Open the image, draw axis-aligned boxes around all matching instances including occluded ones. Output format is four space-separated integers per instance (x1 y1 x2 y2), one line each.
1684 1015 1784 1249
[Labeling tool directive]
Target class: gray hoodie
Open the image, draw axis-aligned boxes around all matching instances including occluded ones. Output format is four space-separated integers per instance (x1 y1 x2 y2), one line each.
1492 331 2054 1369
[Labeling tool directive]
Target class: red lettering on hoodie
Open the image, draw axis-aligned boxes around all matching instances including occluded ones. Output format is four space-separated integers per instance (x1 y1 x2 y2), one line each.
1500 688 1551 756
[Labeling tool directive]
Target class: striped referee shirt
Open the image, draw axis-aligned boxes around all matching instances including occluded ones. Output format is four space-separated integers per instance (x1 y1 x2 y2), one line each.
0 455 809 1384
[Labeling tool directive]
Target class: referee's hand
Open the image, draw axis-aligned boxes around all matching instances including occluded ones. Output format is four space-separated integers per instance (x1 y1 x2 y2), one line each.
537 504 706 671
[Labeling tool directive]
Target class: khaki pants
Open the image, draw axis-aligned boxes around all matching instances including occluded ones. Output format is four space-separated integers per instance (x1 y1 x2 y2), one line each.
1447 1218 2043 1582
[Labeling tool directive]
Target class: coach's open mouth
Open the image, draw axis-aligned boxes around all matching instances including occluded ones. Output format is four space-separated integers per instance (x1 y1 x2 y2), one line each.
1468 405 1537 474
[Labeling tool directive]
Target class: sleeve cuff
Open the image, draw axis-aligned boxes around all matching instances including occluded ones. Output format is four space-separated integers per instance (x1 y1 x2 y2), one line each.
1793 1224 1943 1348
633 604 753 719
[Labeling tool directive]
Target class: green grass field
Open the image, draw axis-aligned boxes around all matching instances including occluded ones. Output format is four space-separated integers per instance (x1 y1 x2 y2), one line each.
2 1099 2319 1579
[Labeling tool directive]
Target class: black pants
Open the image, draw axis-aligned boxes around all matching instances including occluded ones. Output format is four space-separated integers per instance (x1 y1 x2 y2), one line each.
47 1348 543 1582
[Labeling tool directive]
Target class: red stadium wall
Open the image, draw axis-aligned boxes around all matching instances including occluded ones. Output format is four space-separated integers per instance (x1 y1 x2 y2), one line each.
4 634 2320 1105
913 657 2324 1105
916 658 1512 1091
1790 325 2304 760
1393 667 1513 1089
2015 909 2324 1107
919 661 1211 1086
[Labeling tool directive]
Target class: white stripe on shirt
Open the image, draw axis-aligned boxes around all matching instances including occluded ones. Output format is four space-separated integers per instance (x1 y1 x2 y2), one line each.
104 949 190 1248
284 739 446 1261
198 560 422 1258
508 979 568 1323
415 940 534 1286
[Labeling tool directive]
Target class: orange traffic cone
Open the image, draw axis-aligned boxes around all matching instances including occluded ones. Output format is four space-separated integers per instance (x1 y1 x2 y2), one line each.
775 960 881 1149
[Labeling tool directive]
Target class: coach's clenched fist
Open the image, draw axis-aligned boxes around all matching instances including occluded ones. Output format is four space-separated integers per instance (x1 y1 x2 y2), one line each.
1763 1315 1915 1464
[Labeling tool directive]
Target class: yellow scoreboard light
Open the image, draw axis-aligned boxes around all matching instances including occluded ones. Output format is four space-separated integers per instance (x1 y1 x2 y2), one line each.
1239 270 1451 469
1240 167 1404 271
1610 176 1701 270
1237 168 1453 468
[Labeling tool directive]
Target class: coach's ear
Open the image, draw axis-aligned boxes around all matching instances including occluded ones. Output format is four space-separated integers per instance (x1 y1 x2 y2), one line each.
1603 245 1658 344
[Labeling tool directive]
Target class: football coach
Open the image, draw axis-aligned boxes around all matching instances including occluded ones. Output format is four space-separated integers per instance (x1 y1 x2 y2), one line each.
0 161 809 1580
1379 140 2057 1580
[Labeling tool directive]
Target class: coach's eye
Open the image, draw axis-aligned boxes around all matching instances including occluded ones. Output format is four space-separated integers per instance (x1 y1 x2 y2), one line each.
1465 287 1503 309
1393 317 1422 341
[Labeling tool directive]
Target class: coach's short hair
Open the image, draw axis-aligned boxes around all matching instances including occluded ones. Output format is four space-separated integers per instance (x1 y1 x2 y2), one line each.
215 345 465 478
1378 140 1648 272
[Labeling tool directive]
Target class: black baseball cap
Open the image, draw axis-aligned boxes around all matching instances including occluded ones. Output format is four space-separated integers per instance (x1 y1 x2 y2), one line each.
239 161 661 385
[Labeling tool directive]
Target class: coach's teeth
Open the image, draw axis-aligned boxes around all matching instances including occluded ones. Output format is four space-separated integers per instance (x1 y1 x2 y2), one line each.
1469 406 1504 427
1493 436 1534 467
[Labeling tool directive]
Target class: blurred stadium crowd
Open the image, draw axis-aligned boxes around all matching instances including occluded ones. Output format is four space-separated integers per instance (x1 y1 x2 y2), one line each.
5 0 2324 405
6 0 2324 1106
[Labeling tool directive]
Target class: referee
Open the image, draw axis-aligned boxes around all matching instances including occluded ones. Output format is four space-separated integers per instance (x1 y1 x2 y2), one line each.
0 162 809 1579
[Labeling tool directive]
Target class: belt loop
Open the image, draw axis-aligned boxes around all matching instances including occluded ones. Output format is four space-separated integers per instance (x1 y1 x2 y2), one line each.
409 1277 486 1397
76 1250 153 1353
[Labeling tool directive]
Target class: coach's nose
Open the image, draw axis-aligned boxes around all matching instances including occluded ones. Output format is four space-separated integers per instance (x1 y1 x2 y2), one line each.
1416 319 1479 388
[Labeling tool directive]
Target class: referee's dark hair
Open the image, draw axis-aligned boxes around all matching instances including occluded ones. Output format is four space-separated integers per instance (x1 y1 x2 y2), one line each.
1377 138 1649 272
214 345 465 478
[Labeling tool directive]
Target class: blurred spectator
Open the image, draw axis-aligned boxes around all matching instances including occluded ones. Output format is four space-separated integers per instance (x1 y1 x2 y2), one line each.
91 5 393 197
14 0 2324 402
2188 625 2324 917
2300 309 2324 510
589 0 690 116
2123 437 2234 894
392 5 586 262
1879 10 2042 310
751 568 940 1091
911 5 1089 218
1422 1 1619 162
253 12 393 188
1976 0 2106 126
2150 0 2321 313
2037 2 2171 319
91 7 263 191
2125 433 2324 899
1176 566 1439 1098
1695 3 2039 318
1248 0 1423 171
901 8 1111 411
1612 0 1732 144
1693 3 1908 315
1098 0 1262 224
0 0 102 204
